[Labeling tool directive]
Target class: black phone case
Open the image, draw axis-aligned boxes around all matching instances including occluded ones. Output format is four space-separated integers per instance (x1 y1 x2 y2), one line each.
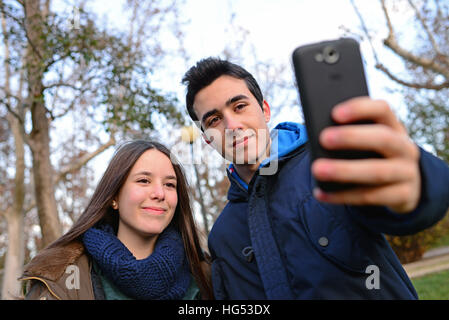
292 38 381 192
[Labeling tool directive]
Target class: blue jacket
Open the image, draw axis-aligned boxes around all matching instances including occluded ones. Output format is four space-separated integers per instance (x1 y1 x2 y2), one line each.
208 122 449 299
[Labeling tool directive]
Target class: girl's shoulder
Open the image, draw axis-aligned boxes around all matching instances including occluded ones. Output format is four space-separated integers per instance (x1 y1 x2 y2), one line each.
20 241 94 300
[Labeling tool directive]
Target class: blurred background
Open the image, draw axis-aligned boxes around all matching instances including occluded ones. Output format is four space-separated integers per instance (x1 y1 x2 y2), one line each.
0 0 448 299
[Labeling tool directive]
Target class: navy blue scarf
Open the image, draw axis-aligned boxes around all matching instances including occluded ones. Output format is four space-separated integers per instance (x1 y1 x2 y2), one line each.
82 223 191 300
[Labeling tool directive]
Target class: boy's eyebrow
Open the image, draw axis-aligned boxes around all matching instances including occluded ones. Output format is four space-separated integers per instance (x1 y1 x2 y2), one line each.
225 94 249 106
201 94 250 125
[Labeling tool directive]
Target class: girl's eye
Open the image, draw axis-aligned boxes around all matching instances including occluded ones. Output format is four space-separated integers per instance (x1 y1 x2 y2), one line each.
166 183 177 188
137 179 150 184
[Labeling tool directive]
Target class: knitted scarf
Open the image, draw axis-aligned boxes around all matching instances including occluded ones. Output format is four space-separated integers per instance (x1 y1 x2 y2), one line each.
82 223 191 300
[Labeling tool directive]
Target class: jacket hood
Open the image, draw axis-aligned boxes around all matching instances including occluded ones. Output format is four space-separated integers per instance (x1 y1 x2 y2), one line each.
227 122 308 201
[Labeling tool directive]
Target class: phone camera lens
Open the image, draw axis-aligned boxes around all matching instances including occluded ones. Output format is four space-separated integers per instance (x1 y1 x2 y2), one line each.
323 46 339 64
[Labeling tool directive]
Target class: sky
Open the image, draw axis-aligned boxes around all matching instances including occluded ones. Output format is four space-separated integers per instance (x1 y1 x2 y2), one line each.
86 0 407 111
171 0 410 127
82 0 416 182
183 0 375 61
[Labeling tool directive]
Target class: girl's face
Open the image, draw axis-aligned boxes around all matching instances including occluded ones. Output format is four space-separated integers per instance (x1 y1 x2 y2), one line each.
115 149 178 240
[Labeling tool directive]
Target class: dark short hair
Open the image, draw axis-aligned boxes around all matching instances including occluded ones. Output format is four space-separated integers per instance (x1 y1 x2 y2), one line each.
182 57 264 125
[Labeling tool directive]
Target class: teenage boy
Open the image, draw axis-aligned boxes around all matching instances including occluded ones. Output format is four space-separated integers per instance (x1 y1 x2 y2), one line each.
182 57 449 299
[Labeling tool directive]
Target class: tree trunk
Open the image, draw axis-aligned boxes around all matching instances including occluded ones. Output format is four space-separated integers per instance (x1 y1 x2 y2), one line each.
25 0 62 247
1 10 26 300
1 116 26 300
29 103 62 247
2 209 25 299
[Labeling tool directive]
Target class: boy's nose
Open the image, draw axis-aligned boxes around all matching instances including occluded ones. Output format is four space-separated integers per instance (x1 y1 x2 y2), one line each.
224 115 242 131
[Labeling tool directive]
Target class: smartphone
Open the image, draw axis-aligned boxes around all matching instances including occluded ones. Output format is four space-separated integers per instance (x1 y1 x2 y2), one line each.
292 38 381 192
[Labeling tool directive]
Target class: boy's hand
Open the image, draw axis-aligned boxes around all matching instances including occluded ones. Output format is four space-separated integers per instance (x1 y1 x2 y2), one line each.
311 97 421 214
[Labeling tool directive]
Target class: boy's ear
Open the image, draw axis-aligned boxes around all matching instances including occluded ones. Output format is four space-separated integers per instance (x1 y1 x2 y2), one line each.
263 100 271 123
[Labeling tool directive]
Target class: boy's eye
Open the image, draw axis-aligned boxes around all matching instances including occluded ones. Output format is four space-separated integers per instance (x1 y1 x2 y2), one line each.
208 116 219 126
235 103 246 110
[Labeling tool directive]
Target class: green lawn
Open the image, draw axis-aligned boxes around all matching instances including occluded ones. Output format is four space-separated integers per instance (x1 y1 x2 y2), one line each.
412 269 449 300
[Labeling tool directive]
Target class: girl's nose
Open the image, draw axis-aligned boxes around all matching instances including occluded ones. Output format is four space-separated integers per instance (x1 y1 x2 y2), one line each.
149 183 165 200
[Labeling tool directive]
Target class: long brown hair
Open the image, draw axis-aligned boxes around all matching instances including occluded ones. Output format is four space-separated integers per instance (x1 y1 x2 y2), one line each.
48 140 213 299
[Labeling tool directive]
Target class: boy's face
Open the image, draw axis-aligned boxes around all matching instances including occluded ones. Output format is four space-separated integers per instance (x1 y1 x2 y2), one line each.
192 75 271 165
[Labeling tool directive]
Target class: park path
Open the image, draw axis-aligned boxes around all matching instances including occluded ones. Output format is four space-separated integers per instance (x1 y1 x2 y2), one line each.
403 246 449 279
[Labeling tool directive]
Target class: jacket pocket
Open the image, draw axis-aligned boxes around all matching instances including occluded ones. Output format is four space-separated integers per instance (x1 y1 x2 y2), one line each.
299 198 377 274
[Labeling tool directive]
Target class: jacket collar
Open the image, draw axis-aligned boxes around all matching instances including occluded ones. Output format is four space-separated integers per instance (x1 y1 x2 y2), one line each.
21 241 85 282
227 122 308 201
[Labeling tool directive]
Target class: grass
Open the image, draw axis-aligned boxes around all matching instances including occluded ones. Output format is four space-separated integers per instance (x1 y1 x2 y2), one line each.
412 269 449 300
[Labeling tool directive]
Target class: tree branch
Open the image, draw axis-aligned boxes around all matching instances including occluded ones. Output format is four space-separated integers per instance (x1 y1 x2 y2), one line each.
45 75 97 120
0 206 10 219
44 51 74 72
2 1 45 63
376 62 449 90
48 91 85 120
2 98 33 150
350 0 381 65
407 0 447 60
1 98 23 124
44 68 98 92
381 0 449 79
24 199 35 215
42 0 51 19
54 133 116 184
43 82 80 91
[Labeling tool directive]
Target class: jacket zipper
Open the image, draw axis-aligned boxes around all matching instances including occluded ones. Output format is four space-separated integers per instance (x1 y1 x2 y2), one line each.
20 276 62 300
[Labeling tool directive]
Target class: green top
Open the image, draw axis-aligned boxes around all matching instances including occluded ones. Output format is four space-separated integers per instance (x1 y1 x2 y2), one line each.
92 261 200 300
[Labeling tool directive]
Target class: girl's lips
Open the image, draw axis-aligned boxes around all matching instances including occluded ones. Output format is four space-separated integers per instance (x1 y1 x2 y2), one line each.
142 207 167 214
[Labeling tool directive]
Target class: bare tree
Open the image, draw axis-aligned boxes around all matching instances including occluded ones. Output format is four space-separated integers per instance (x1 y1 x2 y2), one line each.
0 0 187 298
0 7 26 299
351 0 449 160
350 0 449 263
